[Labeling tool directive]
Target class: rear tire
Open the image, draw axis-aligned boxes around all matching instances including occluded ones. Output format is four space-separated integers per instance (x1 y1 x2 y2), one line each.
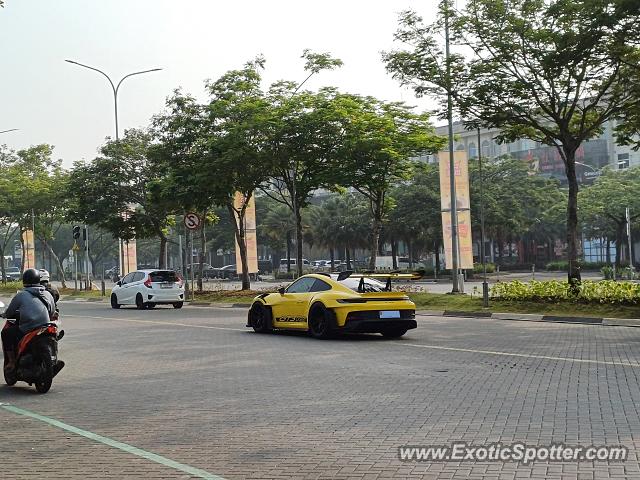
35 343 54 394
110 294 120 309
249 303 272 333
135 294 145 310
173 302 183 309
381 327 408 338
308 304 334 339
4 367 17 386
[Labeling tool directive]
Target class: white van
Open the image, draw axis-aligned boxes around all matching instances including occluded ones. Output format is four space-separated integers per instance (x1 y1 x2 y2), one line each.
374 256 411 271
279 258 311 273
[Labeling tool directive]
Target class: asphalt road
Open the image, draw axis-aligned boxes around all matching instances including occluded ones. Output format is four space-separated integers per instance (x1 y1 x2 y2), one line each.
1 301 640 479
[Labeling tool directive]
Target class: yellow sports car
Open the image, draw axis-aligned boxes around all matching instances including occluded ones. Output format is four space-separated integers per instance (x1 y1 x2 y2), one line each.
246 271 420 339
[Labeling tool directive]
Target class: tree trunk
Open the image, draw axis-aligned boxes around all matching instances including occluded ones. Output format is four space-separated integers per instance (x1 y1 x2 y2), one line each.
0 244 5 285
563 150 581 284
46 242 67 289
606 237 611 264
434 240 440 275
368 200 383 271
227 203 251 290
330 247 335 271
20 233 25 272
345 247 351 270
286 232 291 273
615 222 625 269
295 206 303 278
158 235 168 269
391 240 398 269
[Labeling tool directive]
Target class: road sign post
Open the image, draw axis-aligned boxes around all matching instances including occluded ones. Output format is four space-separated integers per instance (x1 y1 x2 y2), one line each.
184 213 201 302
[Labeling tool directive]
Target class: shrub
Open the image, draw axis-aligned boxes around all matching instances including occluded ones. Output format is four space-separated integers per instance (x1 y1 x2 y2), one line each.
601 266 615 280
544 260 608 271
473 263 496 274
490 280 640 305
274 271 296 280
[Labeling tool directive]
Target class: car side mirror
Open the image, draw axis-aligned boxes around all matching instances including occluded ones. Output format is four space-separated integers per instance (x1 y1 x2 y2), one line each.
278 287 285 295
116 281 122 286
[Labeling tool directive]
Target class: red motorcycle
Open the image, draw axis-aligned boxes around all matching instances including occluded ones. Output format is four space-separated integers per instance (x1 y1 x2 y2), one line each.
0 301 65 394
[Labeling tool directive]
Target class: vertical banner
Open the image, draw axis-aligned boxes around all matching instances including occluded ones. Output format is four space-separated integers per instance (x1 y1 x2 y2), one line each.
234 192 259 274
123 239 137 276
438 151 474 269
22 229 35 269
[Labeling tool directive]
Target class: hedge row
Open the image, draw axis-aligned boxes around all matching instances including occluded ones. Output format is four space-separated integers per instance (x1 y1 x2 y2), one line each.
490 280 640 305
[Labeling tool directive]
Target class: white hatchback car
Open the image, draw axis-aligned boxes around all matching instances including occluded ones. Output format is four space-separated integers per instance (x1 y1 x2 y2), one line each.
110 269 185 310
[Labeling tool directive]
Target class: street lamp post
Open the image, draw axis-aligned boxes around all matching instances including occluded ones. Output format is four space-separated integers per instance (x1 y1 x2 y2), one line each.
444 0 461 293
0 129 18 134
477 127 489 307
65 60 161 141
65 60 161 277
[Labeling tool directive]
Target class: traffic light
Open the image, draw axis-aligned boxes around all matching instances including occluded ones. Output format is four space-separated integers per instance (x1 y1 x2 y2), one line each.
72 225 80 239
82 227 87 241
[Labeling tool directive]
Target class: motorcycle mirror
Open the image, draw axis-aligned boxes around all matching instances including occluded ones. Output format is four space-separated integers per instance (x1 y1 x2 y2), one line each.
278 287 285 295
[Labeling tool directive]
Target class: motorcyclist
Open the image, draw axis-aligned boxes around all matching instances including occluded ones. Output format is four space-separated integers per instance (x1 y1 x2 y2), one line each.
1 268 56 373
39 270 60 305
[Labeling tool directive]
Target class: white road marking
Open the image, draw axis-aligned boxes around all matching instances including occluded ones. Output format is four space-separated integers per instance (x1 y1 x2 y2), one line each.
65 314 247 332
64 314 639 368
396 342 640 368
0 404 225 479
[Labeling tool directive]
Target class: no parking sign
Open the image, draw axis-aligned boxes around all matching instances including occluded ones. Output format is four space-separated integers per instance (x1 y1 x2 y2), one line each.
184 212 201 230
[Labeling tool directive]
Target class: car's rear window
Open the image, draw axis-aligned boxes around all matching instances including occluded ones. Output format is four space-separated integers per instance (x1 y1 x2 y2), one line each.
340 277 385 293
150 271 178 282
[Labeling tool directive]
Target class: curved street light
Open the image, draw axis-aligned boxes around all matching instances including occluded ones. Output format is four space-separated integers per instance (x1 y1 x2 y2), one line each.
65 60 162 277
65 59 162 140
0 128 18 134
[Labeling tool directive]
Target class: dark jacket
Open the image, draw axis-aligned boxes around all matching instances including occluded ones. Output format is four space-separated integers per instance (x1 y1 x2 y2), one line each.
4 286 56 334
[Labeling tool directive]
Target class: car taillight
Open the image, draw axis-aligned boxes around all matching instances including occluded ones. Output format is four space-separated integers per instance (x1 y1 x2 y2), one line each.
144 278 152 288
176 274 184 287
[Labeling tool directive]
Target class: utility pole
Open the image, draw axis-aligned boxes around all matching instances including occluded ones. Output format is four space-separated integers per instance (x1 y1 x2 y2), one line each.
478 127 489 307
627 207 634 269
444 0 461 293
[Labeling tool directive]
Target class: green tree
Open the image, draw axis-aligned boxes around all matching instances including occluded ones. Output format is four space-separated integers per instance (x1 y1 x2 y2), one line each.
338 95 445 269
580 167 640 268
153 59 273 290
262 50 343 277
68 129 177 268
387 163 442 269
384 0 640 284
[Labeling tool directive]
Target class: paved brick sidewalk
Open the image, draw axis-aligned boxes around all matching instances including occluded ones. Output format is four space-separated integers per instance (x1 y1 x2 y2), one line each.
1 304 640 478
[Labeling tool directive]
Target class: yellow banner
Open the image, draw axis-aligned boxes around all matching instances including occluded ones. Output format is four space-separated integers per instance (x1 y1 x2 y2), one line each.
121 239 137 276
234 193 258 274
22 230 36 270
441 211 474 269
439 151 473 270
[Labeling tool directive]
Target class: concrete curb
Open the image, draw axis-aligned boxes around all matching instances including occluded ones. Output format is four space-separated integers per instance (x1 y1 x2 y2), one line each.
417 310 640 327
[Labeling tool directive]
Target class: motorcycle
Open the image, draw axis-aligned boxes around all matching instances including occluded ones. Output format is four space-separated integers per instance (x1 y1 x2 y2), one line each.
0 301 65 394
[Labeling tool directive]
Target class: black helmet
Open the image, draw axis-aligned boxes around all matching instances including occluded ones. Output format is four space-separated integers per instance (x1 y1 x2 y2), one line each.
22 268 40 286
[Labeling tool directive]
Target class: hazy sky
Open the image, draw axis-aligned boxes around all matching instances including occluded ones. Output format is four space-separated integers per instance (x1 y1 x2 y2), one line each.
0 0 438 167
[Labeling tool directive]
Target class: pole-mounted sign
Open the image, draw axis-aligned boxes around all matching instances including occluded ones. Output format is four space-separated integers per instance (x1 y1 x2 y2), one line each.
184 212 201 231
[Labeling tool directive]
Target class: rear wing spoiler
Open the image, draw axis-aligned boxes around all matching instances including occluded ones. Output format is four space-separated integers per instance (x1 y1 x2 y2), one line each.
337 270 425 292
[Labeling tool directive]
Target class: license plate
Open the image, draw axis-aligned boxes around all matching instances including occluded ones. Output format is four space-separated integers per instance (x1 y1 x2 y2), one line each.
380 310 400 319
160 283 173 289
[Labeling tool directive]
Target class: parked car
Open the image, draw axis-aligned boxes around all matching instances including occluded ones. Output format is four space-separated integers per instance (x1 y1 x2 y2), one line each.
258 259 273 274
278 258 312 273
110 269 184 309
187 263 214 276
4 267 21 282
217 264 237 279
